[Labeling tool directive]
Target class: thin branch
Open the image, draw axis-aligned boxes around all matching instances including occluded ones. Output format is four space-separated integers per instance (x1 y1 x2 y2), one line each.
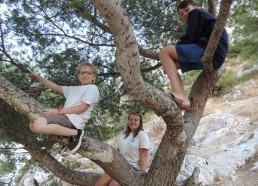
0 25 31 74
0 147 25 150
74 6 160 61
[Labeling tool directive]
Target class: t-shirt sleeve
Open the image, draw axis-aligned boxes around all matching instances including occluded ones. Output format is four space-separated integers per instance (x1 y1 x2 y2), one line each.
116 132 124 150
139 131 151 149
62 86 69 98
81 85 99 105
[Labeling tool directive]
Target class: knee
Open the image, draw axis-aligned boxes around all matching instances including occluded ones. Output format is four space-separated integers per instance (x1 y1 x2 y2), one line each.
159 46 176 60
29 117 46 133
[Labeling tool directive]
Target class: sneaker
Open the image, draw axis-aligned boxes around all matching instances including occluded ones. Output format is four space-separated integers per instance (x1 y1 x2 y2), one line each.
69 129 84 154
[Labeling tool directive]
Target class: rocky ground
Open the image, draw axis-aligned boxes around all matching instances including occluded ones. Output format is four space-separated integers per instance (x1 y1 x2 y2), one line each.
191 77 258 186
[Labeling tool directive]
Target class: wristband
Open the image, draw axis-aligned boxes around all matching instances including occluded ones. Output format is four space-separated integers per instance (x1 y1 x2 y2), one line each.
57 105 62 114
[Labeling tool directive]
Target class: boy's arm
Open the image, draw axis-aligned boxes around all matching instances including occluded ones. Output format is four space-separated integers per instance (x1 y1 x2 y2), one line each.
58 102 89 115
177 9 205 44
43 102 89 115
29 73 63 93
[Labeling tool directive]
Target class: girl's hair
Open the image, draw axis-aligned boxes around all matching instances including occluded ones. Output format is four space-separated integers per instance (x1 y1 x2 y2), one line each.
77 62 97 75
124 112 143 139
177 0 198 12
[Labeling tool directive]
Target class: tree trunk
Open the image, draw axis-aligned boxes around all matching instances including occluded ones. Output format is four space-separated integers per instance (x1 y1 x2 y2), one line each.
90 0 233 185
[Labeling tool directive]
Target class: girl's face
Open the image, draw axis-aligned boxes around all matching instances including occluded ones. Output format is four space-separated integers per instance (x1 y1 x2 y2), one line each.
77 65 96 85
178 4 196 22
127 114 141 132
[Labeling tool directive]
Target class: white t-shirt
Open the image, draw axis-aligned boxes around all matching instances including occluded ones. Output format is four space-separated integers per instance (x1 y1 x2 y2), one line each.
62 84 99 129
117 131 151 169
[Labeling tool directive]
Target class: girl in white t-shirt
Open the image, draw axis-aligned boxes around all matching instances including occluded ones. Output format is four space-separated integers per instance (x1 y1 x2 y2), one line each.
95 112 151 186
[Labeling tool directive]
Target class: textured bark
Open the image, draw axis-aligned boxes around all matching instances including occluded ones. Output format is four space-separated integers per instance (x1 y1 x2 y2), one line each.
0 0 233 186
26 147 100 186
208 0 216 16
0 75 43 121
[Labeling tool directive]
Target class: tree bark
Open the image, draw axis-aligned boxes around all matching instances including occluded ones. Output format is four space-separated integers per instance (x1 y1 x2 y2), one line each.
208 0 216 16
0 75 43 121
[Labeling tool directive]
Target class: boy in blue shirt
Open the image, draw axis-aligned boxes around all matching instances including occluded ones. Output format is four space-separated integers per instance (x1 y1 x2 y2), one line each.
159 0 228 110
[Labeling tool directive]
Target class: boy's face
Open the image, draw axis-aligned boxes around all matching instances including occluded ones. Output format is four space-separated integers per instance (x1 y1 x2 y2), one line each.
77 65 96 85
178 4 196 22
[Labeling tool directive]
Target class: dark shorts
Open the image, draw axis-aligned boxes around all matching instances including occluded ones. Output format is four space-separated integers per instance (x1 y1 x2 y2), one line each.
176 44 205 73
45 115 76 129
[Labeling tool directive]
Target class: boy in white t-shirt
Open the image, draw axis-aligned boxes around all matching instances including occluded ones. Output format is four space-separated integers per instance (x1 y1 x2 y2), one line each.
95 112 151 186
28 62 99 154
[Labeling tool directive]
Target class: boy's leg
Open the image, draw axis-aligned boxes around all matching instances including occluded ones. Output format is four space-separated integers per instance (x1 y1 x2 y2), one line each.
30 116 84 153
69 129 84 154
30 117 77 136
159 45 190 107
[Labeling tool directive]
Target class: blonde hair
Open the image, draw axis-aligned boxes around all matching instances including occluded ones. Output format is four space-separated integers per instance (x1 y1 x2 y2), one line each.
77 62 97 75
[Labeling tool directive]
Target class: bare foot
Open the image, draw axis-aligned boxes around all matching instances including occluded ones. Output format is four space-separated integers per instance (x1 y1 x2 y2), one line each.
165 92 190 110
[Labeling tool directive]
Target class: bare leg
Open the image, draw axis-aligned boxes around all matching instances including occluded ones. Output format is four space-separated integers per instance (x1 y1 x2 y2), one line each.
29 117 77 136
95 173 112 186
159 45 190 106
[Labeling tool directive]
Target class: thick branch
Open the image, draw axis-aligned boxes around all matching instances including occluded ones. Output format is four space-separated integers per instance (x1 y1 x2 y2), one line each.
202 0 233 72
138 45 159 61
26 147 100 186
0 75 43 121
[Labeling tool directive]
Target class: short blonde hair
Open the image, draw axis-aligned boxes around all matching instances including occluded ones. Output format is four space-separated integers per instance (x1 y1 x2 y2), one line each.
77 62 97 75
